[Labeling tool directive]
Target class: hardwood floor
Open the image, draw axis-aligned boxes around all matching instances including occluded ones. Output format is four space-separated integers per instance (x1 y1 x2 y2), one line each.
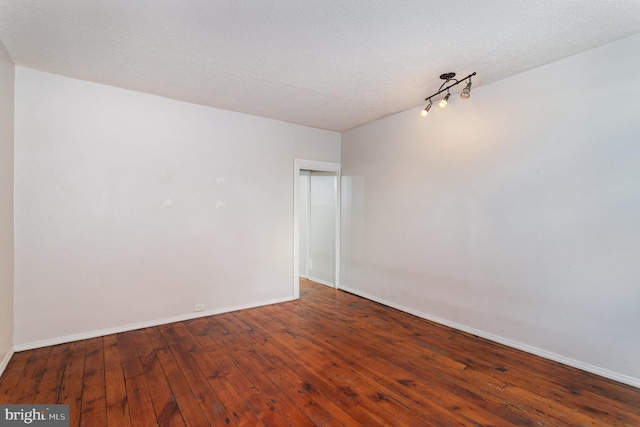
1 278 639 426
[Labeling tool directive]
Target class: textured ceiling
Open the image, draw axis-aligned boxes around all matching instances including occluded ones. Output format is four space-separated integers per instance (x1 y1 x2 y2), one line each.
1 1 639 131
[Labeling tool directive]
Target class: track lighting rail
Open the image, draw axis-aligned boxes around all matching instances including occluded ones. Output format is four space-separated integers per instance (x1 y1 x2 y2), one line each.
420 71 476 117
425 72 476 102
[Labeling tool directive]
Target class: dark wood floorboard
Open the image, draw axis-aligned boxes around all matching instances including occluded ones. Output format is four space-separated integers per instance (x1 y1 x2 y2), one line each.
1 278 639 426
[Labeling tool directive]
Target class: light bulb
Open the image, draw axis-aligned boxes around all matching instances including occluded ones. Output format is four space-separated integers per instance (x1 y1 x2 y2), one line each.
460 81 472 99
438 93 450 109
420 103 432 117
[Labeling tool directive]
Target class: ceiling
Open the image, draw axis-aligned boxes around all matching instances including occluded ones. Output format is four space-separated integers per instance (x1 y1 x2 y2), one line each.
1 1 639 132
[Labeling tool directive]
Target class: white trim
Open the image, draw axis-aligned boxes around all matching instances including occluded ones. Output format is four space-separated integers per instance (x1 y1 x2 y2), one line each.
339 284 640 389
293 159 341 299
307 277 336 288
13 296 293 352
304 173 311 279
299 170 311 280
0 348 14 378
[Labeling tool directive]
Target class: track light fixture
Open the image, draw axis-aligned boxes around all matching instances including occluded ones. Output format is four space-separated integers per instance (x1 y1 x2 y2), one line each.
420 71 476 117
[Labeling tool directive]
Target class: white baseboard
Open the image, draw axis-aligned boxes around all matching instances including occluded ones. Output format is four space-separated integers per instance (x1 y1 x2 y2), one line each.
13 295 293 352
307 276 336 288
0 347 14 378
339 285 640 389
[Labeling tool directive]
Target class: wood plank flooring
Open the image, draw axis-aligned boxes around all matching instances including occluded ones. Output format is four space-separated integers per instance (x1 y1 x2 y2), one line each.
1 278 639 426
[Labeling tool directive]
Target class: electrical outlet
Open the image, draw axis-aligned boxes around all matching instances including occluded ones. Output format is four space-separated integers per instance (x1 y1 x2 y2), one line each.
194 304 205 312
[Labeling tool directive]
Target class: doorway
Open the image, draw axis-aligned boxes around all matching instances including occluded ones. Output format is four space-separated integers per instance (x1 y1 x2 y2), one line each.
293 159 341 299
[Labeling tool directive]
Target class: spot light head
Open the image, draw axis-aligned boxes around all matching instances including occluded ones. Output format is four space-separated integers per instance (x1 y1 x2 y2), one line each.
460 81 472 99
438 93 450 109
420 102 432 117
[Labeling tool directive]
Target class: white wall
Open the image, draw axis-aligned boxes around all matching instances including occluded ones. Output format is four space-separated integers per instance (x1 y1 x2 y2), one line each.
341 34 640 386
14 67 340 347
0 40 14 374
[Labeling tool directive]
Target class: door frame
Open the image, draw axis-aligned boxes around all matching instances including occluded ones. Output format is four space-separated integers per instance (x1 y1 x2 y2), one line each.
293 159 341 299
299 169 311 280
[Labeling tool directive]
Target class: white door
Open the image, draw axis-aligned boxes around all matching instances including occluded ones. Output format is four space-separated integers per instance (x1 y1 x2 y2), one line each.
307 171 336 287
